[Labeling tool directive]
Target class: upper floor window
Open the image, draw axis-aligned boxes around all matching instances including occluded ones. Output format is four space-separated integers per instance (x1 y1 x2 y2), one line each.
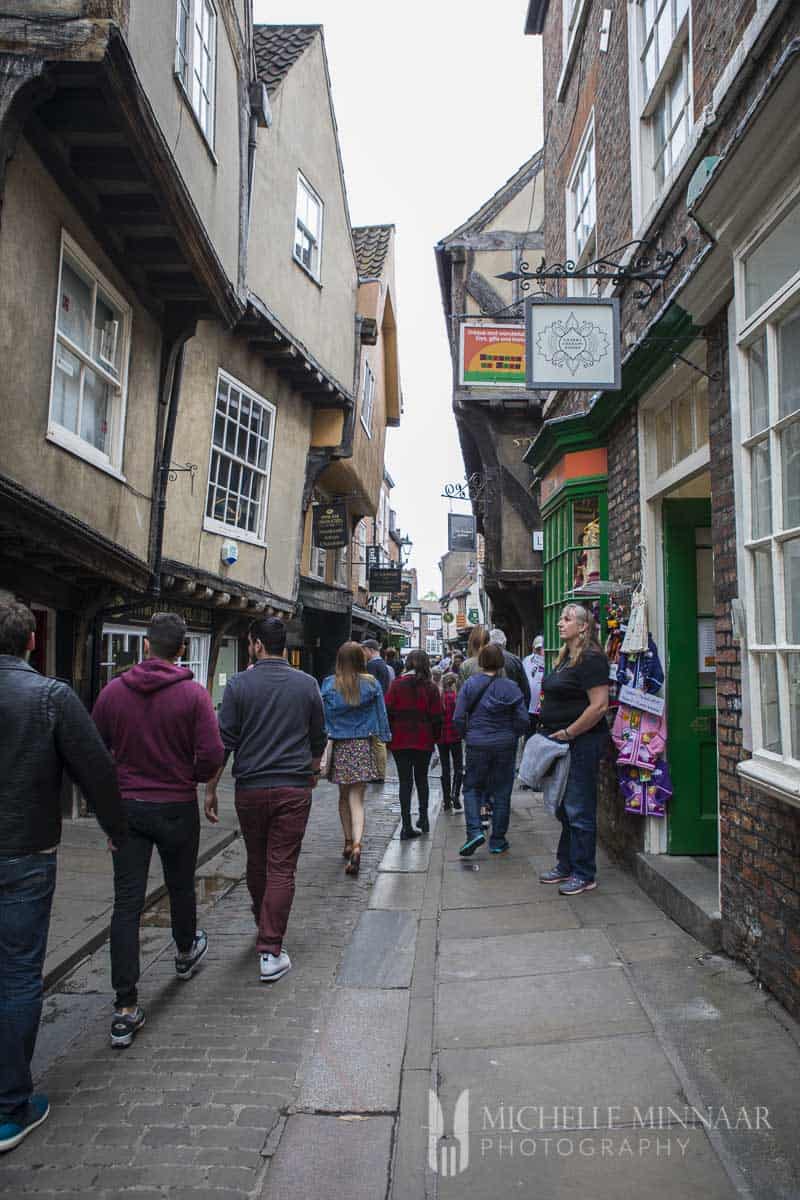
355 520 367 589
49 232 131 476
295 173 323 281
204 371 275 545
334 545 349 586
566 116 596 298
175 0 217 145
309 544 327 580
630 0 691 221
736 194 800 771
361 362 376 436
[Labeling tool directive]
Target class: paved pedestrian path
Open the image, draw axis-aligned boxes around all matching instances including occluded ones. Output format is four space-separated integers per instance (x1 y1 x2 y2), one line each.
2 775 799 1199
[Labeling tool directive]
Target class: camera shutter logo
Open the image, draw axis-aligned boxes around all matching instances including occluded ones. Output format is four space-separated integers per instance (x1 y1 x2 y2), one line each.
428 1088 470 1176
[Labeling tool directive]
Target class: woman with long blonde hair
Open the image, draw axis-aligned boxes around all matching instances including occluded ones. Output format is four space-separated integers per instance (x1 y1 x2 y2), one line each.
321 642 391 876
537 604 609 895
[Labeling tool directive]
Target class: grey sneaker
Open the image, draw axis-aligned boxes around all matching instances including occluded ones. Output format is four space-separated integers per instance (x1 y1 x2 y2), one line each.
260 950 291 983
558 875 598 895
110 1007 146 1048
539 866 571 884
175 930 208 980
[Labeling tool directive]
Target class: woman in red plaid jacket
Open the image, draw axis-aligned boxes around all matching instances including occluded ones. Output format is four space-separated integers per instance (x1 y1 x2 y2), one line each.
385 651 442 839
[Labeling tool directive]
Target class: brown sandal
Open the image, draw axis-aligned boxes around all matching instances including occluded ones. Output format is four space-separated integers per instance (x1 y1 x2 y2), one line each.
342 839 353 859
345 843 361 876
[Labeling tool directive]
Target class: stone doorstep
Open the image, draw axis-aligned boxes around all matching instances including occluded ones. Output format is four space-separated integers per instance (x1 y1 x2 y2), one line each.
43 828 239 991
635 853 722 952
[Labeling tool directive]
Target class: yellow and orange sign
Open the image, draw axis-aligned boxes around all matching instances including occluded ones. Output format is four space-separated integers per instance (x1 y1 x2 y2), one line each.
460 322 525 386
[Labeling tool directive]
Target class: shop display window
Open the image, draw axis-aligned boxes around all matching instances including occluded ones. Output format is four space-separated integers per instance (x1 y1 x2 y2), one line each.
542 486 608 668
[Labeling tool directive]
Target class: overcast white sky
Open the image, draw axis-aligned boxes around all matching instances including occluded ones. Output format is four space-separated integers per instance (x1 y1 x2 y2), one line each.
253 1 544 595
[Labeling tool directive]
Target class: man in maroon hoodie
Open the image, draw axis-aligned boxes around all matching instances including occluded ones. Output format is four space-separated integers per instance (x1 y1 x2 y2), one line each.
93 612 224 1048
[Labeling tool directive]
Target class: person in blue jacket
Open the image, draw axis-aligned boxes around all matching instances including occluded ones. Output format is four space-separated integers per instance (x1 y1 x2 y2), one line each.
321 641 391 877
454 642 529 857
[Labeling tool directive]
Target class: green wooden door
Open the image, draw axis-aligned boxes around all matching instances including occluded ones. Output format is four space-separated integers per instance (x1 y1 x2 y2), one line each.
663 500 718 855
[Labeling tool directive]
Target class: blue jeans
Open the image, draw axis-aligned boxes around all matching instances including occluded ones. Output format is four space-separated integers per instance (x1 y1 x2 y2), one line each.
0 852 57 1119
463 745 516 848
556 726 607 882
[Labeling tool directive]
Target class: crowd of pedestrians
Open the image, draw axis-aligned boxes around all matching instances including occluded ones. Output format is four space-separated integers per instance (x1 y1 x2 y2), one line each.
0 598 609 1156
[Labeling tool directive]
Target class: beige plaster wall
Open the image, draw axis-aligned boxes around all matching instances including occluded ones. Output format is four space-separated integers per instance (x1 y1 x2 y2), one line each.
248 35 358 390
126 0 242 286
0 140 160 562
162 323 312 602
467 174 544 314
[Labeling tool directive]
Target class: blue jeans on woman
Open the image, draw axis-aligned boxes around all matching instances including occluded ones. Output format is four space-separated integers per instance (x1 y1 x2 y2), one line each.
0 852 57 1119
556 725 607 882
463 745 516 848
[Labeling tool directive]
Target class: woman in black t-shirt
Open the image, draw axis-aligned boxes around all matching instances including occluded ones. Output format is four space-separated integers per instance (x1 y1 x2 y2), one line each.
538 604 609 895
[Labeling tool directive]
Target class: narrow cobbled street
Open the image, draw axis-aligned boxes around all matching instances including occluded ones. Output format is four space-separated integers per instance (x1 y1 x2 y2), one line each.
2 767 800 1199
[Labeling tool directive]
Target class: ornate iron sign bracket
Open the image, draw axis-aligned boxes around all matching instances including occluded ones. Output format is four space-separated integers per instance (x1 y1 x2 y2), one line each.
498 238 688 308
441 473 495 509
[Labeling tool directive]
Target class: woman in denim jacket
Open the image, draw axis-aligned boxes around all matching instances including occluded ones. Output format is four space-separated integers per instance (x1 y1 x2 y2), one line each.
322 642 391 877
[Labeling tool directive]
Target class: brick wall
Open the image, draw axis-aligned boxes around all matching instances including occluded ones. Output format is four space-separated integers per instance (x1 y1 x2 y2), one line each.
597 402 646 862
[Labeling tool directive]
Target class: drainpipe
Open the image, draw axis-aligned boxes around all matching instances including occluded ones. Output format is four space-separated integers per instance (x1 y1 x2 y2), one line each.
149 324 196 598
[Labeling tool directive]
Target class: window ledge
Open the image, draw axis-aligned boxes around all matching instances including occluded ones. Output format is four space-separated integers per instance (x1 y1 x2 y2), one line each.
737 756 800 812
203 518 266 548
47 429 126 483
173 73 218 166
556 0 590 102
293 254 322 289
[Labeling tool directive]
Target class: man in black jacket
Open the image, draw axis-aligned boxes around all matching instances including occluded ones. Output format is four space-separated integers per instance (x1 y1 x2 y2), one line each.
489 628 532 708
0 601 126 1154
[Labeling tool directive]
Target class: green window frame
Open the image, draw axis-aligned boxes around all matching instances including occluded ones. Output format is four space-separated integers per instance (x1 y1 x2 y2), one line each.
542 481 608 670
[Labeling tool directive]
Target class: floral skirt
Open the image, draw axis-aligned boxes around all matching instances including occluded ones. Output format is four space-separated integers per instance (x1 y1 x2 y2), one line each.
330 737 377 785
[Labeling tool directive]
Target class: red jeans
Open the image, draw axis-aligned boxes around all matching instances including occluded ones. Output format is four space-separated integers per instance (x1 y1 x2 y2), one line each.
234 787 312 955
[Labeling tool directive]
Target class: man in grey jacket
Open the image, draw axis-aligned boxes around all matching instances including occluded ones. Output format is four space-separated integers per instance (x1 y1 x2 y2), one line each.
205 618 326 983
0 601 125 1154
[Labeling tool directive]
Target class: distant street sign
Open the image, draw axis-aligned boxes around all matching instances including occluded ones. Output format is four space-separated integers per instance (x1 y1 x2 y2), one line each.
369 566 402 594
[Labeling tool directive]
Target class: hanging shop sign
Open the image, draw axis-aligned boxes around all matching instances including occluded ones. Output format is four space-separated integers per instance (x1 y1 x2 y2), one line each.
366 545 383 571
369 566 402 594
387 598 406 619
468 607 480 624
459 322 526 387
442 611 455 624
313 501 349 550
525 297 621 391
448 512 477 553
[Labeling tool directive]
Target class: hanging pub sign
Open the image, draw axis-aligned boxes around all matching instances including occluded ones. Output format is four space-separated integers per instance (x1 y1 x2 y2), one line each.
387 597 406 619
313 500 349 550
525 297 621 391
459 322 526 386
448 512 477 553
369 566 402 594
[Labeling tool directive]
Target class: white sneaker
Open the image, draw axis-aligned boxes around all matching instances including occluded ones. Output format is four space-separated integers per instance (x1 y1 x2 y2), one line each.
260 950 291 983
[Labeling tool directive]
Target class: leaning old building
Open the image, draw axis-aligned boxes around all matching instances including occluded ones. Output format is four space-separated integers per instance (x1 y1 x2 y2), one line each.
524 0 800 1017
435 153 546 656
0 7 403 744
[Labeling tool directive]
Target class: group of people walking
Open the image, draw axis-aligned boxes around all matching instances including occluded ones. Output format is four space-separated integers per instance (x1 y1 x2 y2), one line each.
0 596 610 1156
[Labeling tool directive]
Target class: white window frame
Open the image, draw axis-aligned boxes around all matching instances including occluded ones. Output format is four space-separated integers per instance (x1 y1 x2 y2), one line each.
627 0 692 228
100 625 210 689
175 0 217 148
426 635 439 657
203 370 276 547
556 0 590 101
355 520 367 589
734 184 800 799
294 172 324 282
47 231 131 479
565 113 597 298
361 360 376 437
309 543 327 581
334 543 349 587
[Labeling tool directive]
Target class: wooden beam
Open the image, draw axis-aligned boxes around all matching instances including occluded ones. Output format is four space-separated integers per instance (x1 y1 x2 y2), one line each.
71 146 145 183
0 17 113 61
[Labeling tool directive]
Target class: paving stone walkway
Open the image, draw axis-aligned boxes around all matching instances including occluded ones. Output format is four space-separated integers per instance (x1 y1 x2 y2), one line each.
1 776 402 1199
3 775 800 1199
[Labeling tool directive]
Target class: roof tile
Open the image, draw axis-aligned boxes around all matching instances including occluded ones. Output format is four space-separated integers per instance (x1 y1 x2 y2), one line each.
253 25 320 96
352 225 393 280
